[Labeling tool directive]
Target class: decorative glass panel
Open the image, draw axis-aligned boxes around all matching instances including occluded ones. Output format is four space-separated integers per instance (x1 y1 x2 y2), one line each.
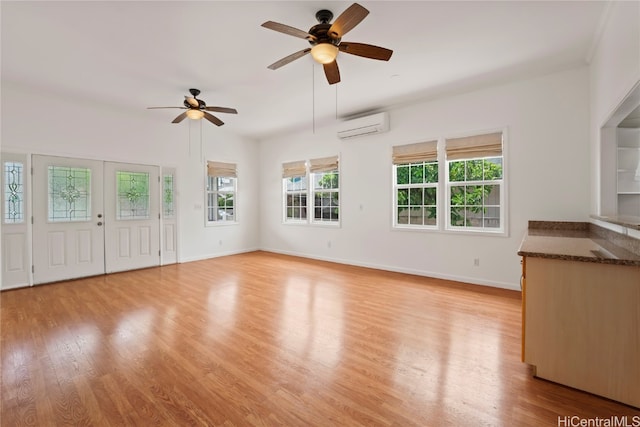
4 161 24 224
48 166 91 222
116 171 150 220
163 174 175 218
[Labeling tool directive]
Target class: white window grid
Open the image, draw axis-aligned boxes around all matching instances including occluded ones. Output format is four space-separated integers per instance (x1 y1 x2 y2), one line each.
311 170 340 225
445 156 504 233
393 161 439 229
283 175 308 223
207 175 237 224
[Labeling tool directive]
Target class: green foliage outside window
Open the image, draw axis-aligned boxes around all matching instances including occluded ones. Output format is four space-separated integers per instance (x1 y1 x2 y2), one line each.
315 171 339 221
396 162 438 224
317 172 339 189
449 158 502 227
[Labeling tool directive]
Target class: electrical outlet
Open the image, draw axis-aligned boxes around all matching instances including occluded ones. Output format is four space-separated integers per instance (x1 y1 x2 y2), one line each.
473 258 480 267
327 240 332 248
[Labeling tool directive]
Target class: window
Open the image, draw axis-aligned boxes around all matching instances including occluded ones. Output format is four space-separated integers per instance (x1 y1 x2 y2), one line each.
445 132 504 232
116 171 150 220
281 156 340 225
206 161 237 224
283 160 307 222
392 141 438 228
3 161 25 224
310 156 340 224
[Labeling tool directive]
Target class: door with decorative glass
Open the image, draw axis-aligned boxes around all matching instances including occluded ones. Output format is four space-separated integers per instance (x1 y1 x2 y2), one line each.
104 162 160 273
32 155 105 284
1 153 30 288
161 167 177 265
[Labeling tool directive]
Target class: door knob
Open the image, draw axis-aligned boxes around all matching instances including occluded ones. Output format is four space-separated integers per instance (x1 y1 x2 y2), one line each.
97 222 103 226
97 214 103 218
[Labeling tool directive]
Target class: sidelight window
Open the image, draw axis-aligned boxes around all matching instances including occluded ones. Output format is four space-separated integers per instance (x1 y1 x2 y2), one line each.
3 161 24 224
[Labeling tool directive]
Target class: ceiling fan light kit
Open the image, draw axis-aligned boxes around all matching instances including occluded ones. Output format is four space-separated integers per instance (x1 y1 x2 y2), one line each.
148 88 238 126
311 43 338 64
186 109 205 120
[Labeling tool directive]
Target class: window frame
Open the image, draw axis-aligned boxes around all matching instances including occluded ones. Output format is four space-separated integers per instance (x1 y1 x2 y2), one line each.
205 162 238 226
283 174 309 224
444 130 507 236
281 156 340 227
391 140 440 231
392 161 439 230
310 169 340 226
391 130 508 236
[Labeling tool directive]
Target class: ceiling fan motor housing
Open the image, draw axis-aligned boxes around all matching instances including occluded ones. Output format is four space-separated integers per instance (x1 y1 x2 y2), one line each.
184 88 206 109
308 23 341 47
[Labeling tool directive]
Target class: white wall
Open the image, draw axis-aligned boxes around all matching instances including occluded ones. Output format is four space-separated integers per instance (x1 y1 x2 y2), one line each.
258 67 591 290
589 1 640 214
3 39 609 291
178 125 260 262
1 82 260 267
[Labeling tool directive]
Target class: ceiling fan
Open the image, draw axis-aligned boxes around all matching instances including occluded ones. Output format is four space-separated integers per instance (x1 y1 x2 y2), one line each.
147 88 238 126
261 2 393 85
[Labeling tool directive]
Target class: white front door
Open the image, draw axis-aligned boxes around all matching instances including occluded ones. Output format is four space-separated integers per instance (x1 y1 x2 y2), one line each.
104 162 160 273
32 155 105 284
1 153 30 289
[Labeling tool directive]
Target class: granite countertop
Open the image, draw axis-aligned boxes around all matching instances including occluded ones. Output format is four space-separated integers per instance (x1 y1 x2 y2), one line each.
517 221 640 267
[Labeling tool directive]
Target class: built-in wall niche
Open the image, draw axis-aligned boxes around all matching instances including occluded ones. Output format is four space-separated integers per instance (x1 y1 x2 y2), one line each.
616 109 640 216
617 128 640 193
600 81 640 218
617 129 640 216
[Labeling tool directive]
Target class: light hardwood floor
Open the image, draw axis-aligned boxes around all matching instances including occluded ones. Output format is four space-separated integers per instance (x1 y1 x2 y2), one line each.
2 251 639 426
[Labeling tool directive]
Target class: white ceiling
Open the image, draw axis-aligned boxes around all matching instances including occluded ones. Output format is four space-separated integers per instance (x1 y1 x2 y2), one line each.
2 1 607 140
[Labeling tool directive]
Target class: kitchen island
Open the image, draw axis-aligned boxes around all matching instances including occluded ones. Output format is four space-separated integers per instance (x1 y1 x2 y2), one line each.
518 220 640 408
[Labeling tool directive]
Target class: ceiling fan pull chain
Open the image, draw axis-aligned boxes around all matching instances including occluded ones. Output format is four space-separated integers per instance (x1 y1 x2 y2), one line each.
312 61 316 134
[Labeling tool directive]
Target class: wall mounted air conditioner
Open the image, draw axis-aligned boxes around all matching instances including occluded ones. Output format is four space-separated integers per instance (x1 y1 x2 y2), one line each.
337 112 389 140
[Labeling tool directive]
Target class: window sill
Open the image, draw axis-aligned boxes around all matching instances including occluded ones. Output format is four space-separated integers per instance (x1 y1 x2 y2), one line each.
206 221 239 227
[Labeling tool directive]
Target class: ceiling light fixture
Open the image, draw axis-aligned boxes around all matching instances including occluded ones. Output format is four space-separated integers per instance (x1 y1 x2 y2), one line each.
186 109 205 120
311 43 338 64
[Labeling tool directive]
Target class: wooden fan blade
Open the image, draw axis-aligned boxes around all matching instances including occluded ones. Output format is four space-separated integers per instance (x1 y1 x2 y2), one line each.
203 112 224 126
339 42 393 61
172 112 188 123
328 3 369 39
148 107 187 109
267 48 311 70
185 96 199 107
323 61 340 85
261 21 316 41
205 106 238 114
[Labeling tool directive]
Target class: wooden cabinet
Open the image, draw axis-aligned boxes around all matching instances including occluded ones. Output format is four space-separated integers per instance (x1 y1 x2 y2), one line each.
521 256 640 408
